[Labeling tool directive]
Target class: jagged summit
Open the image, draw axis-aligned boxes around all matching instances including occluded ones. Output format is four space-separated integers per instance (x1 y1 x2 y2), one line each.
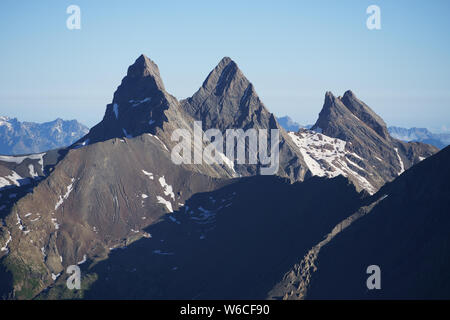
181 57 310 181
313 91 351 136
72 54 236 177
315 90 389 140
113 54 165 104
324 91 336 101
182 56 266 130
212 56 234 73
219 56 232 64
76 54 177 145
126 54 164 87
309 90 438 190
199 56 244 96
340 90 389 140
313 90 389 141
343 90 356 98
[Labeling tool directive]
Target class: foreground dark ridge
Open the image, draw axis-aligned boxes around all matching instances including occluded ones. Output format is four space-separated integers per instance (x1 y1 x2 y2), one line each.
271 146 450 299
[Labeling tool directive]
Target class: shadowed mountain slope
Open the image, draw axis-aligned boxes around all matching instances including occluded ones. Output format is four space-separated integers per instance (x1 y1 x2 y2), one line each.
270 146 450 299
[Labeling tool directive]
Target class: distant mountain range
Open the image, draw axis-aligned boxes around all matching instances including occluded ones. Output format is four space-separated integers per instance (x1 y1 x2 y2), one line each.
0 54 448 300
276 116 306 132
0 117 89 155
388 126 450 149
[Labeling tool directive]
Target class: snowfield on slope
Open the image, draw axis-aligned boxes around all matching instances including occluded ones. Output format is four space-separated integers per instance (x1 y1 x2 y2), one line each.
288 130 376 194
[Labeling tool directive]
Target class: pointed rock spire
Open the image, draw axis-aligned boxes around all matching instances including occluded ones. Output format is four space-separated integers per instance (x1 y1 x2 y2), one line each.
181 57 272 132
126 54 164 87
313 90 391 141
79 54 173 144
113 54 165 104
312 91 350 136
340 90 389 140
200 57 246 96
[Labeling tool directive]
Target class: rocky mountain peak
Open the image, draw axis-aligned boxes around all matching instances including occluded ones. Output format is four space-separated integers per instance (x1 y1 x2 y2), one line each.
310 90 438 191
340 90 389 140
312 91 349 133
314 90 389 141
181 57 312 181
200 56 245 96
112 54 166 105
324 91 337 103
342 89 356 99
77 55 178 145
216 56 233 70
128 54 163 83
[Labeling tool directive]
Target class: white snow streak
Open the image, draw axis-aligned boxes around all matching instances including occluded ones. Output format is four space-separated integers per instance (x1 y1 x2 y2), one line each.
142 170 154 180
55 178 75 211
156 196 173 213
394 148 405 175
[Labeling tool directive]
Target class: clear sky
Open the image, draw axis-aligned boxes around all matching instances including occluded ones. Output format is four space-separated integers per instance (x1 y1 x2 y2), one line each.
1 0 449 132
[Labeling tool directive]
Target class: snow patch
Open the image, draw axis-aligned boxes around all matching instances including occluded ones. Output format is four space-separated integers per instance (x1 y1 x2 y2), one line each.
288 131 376 194
1 232 11 252
0 171 24 188
51 218 60 230
55 178 75 211
394 148 405 175
16 213 24 231
156 196 173 213
147 134 169 152
77 254 87 265
130 97 152 107
158 176 175 200
28 164 38 178
0 153 45 165
51 273 61 281
142 170 154 180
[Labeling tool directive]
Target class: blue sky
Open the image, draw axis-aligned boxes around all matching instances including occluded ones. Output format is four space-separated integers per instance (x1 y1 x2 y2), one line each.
0 0 449 132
